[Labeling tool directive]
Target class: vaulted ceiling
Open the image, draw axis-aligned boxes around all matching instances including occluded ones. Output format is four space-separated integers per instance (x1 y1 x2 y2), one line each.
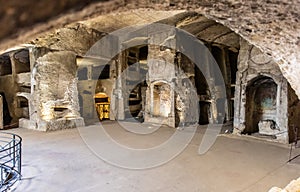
0 0 299 97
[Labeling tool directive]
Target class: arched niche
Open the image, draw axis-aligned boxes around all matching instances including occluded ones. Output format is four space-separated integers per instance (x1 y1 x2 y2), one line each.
151 81 172 118
16 96 29 119
245 76 277 134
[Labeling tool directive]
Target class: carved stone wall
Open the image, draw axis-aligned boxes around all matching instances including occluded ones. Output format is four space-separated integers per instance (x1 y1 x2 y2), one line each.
233 39 289 143
28 47 84 131
145 29 177 127
0 0 298 101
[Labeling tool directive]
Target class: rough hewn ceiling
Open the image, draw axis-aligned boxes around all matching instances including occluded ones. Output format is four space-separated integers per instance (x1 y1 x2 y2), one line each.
0 0 299 97
30 10 185 56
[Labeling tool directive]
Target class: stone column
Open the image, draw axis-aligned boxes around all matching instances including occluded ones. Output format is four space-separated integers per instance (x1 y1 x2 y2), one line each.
221 47 231 122
233 39 249 132
115 52 125 120
205 46 218 124
8 52 19 124
145 27 176 127
30 48 84 131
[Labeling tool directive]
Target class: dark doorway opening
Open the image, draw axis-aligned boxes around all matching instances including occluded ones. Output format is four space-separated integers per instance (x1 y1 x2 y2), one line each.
194 65 210 125
0 92 12 127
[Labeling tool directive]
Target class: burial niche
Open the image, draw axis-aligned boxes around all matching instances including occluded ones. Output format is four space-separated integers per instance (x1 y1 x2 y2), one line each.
245 76 277 135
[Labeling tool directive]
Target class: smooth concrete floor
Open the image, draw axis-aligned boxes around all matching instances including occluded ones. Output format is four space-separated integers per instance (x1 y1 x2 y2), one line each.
6 121 300 192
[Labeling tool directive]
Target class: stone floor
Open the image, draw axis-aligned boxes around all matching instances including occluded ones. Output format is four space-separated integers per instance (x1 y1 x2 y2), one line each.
6 121 300 192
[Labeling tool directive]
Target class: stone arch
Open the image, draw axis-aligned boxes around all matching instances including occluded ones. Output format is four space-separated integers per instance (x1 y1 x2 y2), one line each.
0 1 298 98
245 75 278 134
0 7 296 136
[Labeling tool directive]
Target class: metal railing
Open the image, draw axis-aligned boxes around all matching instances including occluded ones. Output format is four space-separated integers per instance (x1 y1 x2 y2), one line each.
0 133 22 192
288 125 300 162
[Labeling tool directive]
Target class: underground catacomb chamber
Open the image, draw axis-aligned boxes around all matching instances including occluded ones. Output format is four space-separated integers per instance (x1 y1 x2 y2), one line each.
0 10 296 144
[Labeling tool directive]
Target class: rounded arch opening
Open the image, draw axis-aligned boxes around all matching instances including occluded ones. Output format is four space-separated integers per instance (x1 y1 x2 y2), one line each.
151 81 172 118
244 76 277 134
